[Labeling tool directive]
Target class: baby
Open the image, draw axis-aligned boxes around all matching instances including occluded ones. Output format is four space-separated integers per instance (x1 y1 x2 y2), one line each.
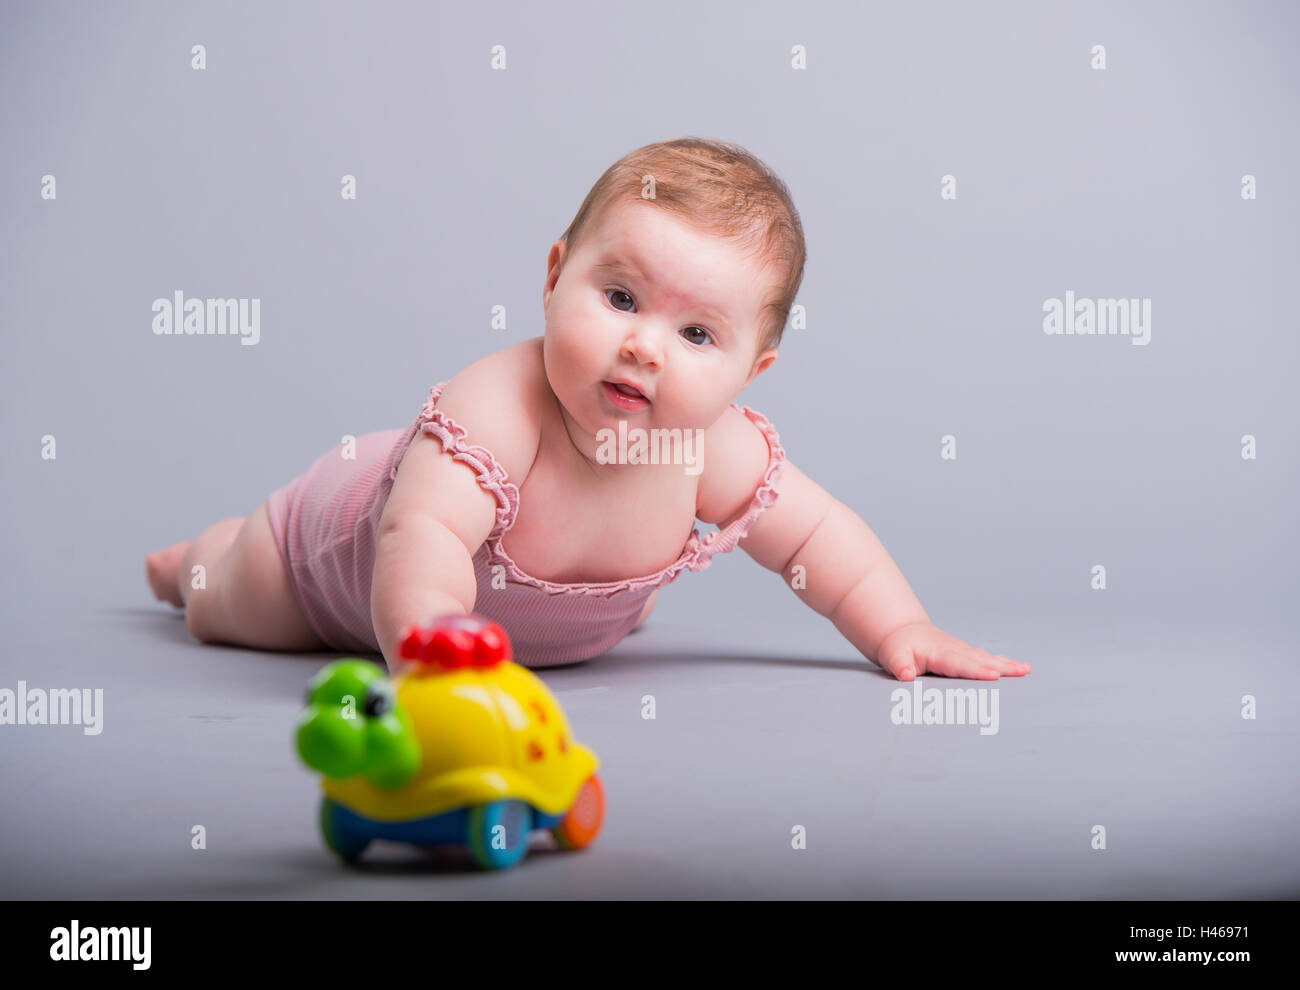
145 137 1028 682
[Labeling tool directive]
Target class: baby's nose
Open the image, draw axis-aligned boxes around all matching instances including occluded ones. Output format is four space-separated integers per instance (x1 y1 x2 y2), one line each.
621 330 664 366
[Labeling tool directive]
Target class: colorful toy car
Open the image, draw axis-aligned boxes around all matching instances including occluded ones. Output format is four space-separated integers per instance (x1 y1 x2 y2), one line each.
295 613 604 870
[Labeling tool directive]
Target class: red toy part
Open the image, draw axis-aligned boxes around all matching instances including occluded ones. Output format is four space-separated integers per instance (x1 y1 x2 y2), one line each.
397 613 512 671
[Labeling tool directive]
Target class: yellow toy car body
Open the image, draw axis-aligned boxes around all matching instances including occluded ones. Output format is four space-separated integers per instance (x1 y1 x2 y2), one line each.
324 661 597 821
296 614 604 869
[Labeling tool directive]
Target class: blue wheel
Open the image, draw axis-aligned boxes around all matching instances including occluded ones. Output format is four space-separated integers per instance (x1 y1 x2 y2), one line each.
319 797 371 862
466 800 533 870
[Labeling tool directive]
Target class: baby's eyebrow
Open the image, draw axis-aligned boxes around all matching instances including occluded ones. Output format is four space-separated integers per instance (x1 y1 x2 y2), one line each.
593 259 643 279
593 258 733 331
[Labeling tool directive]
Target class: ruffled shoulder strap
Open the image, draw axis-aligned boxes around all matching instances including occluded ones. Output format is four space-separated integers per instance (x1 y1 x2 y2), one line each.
389 382 520 543
688 403 786 567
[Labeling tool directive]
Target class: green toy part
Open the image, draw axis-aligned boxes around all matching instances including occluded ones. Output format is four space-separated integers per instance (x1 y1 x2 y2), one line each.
296 660 420 789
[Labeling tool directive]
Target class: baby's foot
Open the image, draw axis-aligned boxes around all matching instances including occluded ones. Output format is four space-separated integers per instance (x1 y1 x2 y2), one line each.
145 541 190 607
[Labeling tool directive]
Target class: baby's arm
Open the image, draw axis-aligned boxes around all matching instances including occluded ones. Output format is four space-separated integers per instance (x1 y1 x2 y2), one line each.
371 428 489 666
712 415 1028 680
371 356 543 668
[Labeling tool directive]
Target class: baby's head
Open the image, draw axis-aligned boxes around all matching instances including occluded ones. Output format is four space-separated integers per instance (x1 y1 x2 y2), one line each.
541 137 805 444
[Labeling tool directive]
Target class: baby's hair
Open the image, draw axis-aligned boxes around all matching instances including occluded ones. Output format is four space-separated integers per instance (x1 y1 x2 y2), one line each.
559 137 806 356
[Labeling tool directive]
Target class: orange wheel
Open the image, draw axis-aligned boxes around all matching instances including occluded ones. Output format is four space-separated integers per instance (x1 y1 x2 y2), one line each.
552 774 604 850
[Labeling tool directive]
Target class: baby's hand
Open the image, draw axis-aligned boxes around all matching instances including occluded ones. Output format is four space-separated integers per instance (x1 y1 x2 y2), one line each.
875 622 1030 681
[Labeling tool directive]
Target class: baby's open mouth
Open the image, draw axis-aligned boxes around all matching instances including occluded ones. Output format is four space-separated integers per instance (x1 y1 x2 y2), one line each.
602 381 651 408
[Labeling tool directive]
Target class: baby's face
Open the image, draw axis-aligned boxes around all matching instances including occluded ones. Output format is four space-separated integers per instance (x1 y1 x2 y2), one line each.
542 198 777 455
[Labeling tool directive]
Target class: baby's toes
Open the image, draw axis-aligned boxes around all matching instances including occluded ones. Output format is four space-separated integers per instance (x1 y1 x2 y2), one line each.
145 547 186 607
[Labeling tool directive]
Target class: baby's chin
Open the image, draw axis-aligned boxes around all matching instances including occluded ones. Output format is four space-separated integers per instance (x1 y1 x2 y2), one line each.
572 405 712 438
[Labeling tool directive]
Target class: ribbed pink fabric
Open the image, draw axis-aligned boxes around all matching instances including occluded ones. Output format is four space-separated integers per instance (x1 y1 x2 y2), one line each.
266 382 786 667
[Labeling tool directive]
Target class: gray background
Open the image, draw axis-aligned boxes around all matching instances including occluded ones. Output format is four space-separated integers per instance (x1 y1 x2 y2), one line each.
1 0 1296 898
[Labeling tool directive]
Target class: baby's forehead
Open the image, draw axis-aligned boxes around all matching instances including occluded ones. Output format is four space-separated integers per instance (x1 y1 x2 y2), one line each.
586 208 775 315
594 236 769 288
598 247 764 314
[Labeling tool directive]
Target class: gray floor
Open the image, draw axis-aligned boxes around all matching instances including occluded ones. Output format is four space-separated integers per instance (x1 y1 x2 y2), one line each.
3 588 1296 900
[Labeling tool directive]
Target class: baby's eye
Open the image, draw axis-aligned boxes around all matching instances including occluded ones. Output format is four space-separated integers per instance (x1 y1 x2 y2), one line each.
606 287 712 346
606 289 634 312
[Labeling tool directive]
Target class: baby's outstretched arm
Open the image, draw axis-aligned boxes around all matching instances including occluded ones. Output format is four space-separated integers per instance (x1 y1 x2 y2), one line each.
371 429 486 667
371 360 544 668
739 459 1030 681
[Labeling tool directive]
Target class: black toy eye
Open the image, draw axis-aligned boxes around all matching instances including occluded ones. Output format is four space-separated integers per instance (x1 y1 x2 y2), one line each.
363 683 394 717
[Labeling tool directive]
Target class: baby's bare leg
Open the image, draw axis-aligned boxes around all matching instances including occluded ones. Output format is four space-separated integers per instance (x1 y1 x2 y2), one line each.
170 518 241 607
182 502 324 652
146 519 241 608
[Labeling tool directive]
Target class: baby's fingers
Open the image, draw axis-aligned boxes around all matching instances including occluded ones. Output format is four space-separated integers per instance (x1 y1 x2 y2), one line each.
977 649 1031 677
990 653 1031 676
923 649 998 679
929 649 1028 680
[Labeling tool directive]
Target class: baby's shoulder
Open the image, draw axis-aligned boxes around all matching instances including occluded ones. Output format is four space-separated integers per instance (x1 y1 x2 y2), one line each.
430 337 547 487
694 403 774 527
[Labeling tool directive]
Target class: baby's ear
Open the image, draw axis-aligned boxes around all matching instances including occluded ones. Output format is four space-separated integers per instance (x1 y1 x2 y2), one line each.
747 347 778 385
543 238 569 311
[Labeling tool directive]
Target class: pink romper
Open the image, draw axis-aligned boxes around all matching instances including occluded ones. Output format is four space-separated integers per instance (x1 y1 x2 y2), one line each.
266 382 786 667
